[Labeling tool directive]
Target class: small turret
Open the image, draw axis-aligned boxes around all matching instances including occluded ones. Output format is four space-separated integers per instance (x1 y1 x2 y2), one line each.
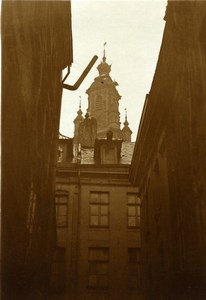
121 108 132 142
73 96 84 142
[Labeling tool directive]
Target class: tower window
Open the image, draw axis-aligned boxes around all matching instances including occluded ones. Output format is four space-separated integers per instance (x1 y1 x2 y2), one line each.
95 96 102 110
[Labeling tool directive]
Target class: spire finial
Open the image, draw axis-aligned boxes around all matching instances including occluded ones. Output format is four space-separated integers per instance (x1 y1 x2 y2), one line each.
103 41 107 62
79 96 81 110
124 107 129 127
85 108 89 119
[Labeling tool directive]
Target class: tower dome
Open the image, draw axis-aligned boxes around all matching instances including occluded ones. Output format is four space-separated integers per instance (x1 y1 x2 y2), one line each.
97 56 111 76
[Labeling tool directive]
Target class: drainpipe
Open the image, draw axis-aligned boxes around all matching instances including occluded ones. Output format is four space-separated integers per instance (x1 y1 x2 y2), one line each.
62 55 98 90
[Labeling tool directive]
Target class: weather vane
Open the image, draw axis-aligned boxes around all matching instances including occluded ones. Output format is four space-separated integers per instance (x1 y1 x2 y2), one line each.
103 41 107 57
79 96 81 110
125 107 127 120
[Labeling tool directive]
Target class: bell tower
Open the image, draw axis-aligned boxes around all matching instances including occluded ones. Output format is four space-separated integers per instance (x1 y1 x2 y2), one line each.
86 44 122 139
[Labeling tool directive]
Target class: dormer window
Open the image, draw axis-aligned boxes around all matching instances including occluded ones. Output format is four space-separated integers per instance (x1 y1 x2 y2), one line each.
94 131 122 164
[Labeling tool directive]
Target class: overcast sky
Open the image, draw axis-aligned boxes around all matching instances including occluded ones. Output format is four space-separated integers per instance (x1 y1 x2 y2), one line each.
60 0 167 141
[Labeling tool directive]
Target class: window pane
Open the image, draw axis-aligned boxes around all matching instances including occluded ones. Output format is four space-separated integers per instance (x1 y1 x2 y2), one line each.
98 249 109 261
88 249 109 289
90 263 108 275
100 205 108 215
100 216 108 226
57 196 68 204
56 204 67 216
137 206 140 217
128 194 141 204
89 249 97 260
136 197 141 204
129 253 138 263
90 205 99 215
56 215 67 227
128 206 136 216
129 264 139 275
101 193 109 203
128 217 137 227
128 248 140 290
55 192 68 204
90 193 109 227
89 263 97 274
128 275 139 289
90 216 99 226
89 275 97 286
128 194 136 204
89 248 109 261
90 192 99 203
98 263 108 275
98 275 108 287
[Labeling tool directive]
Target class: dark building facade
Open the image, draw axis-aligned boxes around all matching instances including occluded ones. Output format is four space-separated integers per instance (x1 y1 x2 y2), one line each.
2 1 73 299
130 1 206 299
56 135 140 300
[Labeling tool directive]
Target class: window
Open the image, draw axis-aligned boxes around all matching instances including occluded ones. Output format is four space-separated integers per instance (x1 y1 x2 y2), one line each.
96 96 102 110
128 248 141 290
90 192 109 227
100 145 118 164
127 193 141 228
88 247 109 289
50 247 66 292
55 191 68 227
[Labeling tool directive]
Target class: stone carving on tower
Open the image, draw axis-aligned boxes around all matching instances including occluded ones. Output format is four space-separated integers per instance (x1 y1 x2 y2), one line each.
86 43 122 139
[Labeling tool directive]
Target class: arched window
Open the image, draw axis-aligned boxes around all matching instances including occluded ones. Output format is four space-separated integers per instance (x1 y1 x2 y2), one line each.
95 96 102 110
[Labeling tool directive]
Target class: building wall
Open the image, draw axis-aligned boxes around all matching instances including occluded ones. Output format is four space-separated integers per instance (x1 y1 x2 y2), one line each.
56 163 142 300
2 1 73 298
130 1 206 299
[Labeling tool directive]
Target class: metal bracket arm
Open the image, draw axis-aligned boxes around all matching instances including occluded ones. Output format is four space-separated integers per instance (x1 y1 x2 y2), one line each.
62 55 98 91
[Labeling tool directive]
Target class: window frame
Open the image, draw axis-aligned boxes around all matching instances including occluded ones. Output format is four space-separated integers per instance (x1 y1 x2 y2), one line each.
88 247 109 290
89 192 109 228
55 190 68 228
128 247 141 291
127 193 141 229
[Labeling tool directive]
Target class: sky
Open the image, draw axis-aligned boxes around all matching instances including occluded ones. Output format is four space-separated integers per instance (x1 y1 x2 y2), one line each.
60 0 167 141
